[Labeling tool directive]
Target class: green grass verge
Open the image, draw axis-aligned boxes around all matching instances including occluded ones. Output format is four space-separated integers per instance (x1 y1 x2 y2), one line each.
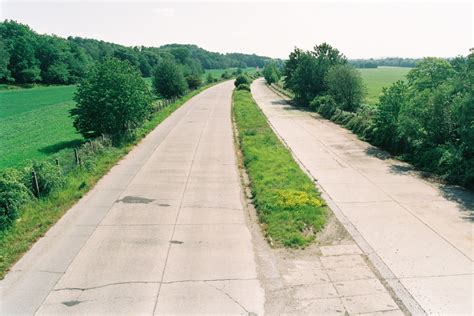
232 89 327 248
0 82 219 279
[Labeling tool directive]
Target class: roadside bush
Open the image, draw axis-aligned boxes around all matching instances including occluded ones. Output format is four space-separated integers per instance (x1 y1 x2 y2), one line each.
71 58 154 139
0 169 31 230
152 58 188 98
309 95 335 112
237 83 250 91
234 74 250 87
185 74 202 90
23 161 65 197
221 71 231 79
206 72 214 84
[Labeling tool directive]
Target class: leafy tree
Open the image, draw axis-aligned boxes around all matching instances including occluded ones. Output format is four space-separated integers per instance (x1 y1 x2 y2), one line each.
0 21 41 83
0 37 11 81
326 64 365 112
186 73 202 90
234 74 250 87
284 43 346 105
152 58 188 98
206 72 214 83
370 81 409 151
71 58 153 139
263 61 280 85
221 70 231 79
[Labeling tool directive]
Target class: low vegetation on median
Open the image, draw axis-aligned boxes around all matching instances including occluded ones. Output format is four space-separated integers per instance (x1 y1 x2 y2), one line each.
232 87 327 248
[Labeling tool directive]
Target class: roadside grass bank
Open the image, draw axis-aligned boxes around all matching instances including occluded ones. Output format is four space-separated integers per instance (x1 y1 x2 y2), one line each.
232 88 327 248
0 82 218 279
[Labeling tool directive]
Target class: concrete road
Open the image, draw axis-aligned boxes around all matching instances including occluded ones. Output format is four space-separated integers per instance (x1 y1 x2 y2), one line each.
251 78 473 315
1 81 265 315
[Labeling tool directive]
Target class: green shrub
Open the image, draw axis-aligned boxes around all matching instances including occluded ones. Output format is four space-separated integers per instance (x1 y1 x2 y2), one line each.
310 95 335 112
234 74 250 87
0 169 31 230
23 161 65 197
237 83 250 91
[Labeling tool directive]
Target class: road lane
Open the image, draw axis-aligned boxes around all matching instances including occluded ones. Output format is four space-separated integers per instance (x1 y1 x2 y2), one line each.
251 78 473 315
1 81 265 315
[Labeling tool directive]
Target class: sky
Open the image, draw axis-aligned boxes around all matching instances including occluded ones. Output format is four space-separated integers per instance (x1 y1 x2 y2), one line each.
1 0 472 59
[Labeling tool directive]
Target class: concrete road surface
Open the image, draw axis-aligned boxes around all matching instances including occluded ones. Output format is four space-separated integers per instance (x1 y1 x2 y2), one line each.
251 78 473 315
1 81 265 315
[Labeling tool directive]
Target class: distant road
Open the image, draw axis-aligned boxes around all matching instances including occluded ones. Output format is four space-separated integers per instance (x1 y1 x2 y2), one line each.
251 78 473 315
1 81 265 315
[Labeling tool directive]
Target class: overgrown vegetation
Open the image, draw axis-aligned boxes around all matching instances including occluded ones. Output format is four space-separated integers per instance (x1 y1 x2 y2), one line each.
0 20 271 85
232 87 326 248
0 82 217 278
280 43 474 189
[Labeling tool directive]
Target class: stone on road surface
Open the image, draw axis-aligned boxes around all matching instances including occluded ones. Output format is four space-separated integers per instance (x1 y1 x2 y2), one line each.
1 81 265 315
251 78 473 315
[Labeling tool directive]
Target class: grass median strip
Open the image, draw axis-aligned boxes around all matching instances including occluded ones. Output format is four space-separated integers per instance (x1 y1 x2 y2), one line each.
232 88 327 248
0 82 218 279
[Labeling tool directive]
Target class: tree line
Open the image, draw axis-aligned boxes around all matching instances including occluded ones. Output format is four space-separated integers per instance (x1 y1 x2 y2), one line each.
265 44 473 189
0 20 270 85
350 57 420 68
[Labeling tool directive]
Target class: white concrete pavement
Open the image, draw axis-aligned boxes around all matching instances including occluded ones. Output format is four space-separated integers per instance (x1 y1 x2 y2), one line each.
251 78 474 315
1 81 265 315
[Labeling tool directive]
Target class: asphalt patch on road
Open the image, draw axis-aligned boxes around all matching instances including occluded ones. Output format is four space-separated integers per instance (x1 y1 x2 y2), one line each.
117 196 155 204
62 300 82 307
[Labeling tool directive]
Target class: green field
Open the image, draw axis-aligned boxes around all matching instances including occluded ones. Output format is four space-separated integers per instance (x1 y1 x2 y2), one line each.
0 67 256 169
0 85 82 169
358 67 411 105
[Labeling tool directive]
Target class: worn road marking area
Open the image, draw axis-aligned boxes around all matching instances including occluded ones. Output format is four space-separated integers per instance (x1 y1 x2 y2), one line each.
0 81 264 315
251 78 473 315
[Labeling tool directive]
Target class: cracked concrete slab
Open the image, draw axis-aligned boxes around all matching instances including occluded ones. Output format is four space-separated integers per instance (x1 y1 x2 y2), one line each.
251 78 474 314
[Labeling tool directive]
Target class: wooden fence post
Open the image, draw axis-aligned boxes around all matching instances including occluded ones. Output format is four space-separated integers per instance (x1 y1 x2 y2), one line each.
32 171 40 198
74 148 80 165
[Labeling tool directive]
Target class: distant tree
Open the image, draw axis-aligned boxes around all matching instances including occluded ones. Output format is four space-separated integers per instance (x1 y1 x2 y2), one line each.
263 61 280 85
206 72 214 83
284 43 346 105
71 58 153 139
0 21 41 83
0 38 11 81
152 58 188 98
234 74 250 87
326 64 365 112
221 70 231 79
186 73 202 90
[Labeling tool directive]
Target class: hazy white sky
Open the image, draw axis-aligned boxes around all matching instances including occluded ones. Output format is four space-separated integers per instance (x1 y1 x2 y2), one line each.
1 0 472 59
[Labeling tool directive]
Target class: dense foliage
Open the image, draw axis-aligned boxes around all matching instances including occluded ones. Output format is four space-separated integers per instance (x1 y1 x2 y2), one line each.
71 58 154 139
263 61 281 85
296 44 474 189
350 57 421 68
283 43 347 104
0 20 271 84
0 169 30 230
326 64 366 112
153 58 188 98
